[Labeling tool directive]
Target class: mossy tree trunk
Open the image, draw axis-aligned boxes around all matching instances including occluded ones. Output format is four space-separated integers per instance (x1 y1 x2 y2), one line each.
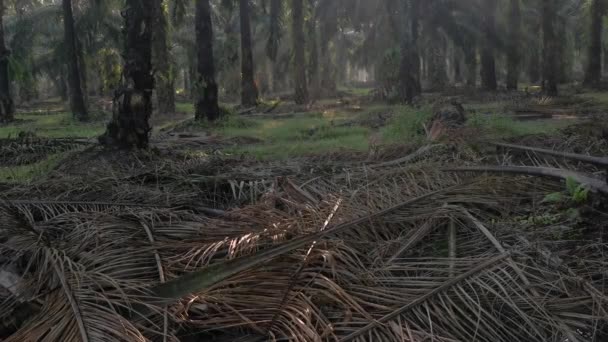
292 0 308 105
195 0 220 121
0 0 13 124
239 0 258 107
99 0 154 148
62 0 88 121
152 0 176 114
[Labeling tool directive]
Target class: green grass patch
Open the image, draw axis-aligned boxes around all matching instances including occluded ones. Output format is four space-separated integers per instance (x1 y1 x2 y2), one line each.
217 112 369 159
226 134 368 160
381 106 432 143
0 152 71 183
575 91 608 106
175 102 195 114
0 112 106 139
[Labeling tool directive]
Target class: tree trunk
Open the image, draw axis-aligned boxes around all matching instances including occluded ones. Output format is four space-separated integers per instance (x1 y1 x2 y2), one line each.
411 0 421 93
464 39 477 87
480 0 497 91
528 43 541 84
292 0 308 105
195 0 220 121
427 30 447 91
542 0 559 96
398 0 420 103
152 0 176 114
584 0 604 87
506 0 521 90
239 0 258 107
320 2 337 95
0 0 13 124
307 14 320 100
62 0 88 121
99 0 154 148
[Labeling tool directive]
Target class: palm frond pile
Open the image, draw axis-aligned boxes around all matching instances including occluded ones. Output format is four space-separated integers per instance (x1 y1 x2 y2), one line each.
1 132 608 341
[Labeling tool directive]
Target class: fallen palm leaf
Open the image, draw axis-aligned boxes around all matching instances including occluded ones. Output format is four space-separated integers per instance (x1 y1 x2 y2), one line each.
443 165 608 194
494 142 608 167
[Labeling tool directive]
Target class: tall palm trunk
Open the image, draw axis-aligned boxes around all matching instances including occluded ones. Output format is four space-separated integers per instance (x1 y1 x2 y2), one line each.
152 0 176 114
307 14 320 100
266 0 282 93
542 0 558 96
480 0 497 91
195 0 220 121
99 0 154 148
292 0 308 105
464 41 477 87
320 2 337 95
62 0 88 121
506 0 521 90
584 0 604 87
398 0 420 103
239 0 258 107
0 0 13 123
410 0 421 93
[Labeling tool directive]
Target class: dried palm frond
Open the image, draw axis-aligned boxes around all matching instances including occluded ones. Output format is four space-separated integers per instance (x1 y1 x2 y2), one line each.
1 128 607 341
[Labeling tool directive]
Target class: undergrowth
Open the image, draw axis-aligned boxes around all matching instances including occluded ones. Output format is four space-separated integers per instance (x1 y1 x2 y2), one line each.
0 152 71 183
0 112 106 138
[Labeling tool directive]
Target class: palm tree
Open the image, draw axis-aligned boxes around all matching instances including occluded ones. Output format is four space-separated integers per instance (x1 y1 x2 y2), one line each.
292 0 308 105
152 0 176 114
319 0 337 95
239 0 258 106
480 0 497 91
542 0 559 96
195 0 220 121
398 0 420 103
0 0 13 123
62 0 88 121
99 0 154 148
584 0 604 88
506 0 521 90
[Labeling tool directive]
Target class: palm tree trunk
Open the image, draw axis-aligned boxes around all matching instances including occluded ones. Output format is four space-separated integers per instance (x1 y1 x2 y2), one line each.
542 0 559 96
506 0 521 90
411 0 421 93
195 0 220 121
239 0 258 107
464 38 477 87
481 0 497 91
62 0 88 121
99 0 154 148
584 0 604 87
152 0 176 114
0 0 13 124
398 0 420 103
320 3 337 95
428 30 447 91
292 0 308 105
307 15 320 100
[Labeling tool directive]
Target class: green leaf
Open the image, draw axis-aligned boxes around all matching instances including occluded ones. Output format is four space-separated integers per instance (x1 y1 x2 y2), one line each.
542 192 564 204
572 186 590 204
566 177 579 196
